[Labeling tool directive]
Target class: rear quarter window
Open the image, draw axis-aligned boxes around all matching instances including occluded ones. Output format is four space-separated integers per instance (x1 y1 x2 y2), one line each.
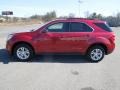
94 23 112 32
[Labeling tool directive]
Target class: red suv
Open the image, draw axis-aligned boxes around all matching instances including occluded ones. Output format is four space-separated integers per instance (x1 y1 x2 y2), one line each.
6 18 115 62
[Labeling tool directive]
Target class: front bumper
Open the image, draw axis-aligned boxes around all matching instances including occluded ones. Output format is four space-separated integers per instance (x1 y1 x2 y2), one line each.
6 40 13 55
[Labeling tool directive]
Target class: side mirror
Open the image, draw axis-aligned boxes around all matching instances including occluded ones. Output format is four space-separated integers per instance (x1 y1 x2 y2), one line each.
41 29 48 33
30 29 35 32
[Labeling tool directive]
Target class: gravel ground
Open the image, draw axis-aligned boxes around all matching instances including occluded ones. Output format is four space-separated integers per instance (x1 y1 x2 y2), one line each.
0 25 120 90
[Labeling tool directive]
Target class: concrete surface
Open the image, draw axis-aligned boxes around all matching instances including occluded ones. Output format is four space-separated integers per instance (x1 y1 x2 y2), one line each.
0 25 120 90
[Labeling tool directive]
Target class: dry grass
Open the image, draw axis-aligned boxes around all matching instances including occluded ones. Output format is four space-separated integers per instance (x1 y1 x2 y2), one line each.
0 20 41 26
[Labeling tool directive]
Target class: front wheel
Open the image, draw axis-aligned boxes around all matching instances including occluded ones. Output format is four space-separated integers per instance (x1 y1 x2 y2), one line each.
87 46 105 62
13 44 34 62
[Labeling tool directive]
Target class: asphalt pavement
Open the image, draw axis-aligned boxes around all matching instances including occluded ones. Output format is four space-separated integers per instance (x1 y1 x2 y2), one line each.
0 25 120 90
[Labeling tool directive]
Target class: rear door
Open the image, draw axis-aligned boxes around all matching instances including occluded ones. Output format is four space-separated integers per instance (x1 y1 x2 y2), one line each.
67 22 93 52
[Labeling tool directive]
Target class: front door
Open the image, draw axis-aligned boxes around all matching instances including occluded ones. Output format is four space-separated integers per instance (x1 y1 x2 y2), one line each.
37 22 70 53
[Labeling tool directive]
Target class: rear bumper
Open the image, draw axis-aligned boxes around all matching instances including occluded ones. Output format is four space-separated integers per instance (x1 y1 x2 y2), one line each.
106 43 115 55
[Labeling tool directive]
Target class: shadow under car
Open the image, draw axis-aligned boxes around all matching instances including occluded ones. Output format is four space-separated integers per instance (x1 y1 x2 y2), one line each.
0 49 93 64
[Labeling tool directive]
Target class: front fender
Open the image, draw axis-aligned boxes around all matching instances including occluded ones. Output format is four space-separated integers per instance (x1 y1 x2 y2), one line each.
9 35 37 53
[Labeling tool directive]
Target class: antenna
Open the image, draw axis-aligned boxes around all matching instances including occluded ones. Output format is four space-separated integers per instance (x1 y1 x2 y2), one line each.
78 0 83 17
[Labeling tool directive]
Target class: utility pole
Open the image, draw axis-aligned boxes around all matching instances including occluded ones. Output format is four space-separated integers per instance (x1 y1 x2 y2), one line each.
78 0 83 17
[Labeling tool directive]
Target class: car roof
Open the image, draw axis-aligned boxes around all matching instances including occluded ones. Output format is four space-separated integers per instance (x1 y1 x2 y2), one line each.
51 18 105 23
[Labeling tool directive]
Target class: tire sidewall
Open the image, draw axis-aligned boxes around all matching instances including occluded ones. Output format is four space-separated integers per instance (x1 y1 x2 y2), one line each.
13 44 34 62
87 46 105 62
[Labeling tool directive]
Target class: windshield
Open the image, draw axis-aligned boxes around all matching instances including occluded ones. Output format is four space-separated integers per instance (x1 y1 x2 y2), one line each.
31 23 45 31
32 21 52 31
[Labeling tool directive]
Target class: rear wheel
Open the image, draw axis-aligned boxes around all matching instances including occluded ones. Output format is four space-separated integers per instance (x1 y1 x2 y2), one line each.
87 45 105 62
13 44 34 62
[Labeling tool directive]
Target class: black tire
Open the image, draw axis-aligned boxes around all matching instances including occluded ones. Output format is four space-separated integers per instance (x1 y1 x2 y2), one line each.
87 45 105 62
13 44 34 62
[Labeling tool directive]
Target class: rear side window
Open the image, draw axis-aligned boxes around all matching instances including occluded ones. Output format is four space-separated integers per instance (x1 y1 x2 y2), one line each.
94 23 112 32
70 22 93 32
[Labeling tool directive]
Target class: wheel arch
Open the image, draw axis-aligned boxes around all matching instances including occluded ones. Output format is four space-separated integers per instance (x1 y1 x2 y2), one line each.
86 43 108 55
11 41 35 55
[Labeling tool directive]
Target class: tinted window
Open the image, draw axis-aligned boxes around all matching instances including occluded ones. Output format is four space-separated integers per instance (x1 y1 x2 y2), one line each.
70 22 93 32
47 22 69 32
94 23 112 32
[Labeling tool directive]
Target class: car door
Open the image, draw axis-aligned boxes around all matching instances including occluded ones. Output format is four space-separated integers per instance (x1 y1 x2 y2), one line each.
36 22 70 53
66 22 93 52
46 22 71 52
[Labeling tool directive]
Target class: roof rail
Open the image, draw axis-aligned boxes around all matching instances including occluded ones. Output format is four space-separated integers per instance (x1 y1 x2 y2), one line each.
67 18 95 20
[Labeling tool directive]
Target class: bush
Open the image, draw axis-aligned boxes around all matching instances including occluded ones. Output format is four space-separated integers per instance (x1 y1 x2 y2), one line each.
87 12 120 27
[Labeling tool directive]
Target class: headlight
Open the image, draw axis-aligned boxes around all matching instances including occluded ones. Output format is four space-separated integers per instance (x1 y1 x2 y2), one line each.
7 34 14 41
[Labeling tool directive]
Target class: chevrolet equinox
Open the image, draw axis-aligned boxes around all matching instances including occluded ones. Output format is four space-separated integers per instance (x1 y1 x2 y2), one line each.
6 18 115 62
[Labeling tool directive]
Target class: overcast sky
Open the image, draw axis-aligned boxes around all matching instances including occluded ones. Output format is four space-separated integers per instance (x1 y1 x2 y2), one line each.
0 0 119 17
